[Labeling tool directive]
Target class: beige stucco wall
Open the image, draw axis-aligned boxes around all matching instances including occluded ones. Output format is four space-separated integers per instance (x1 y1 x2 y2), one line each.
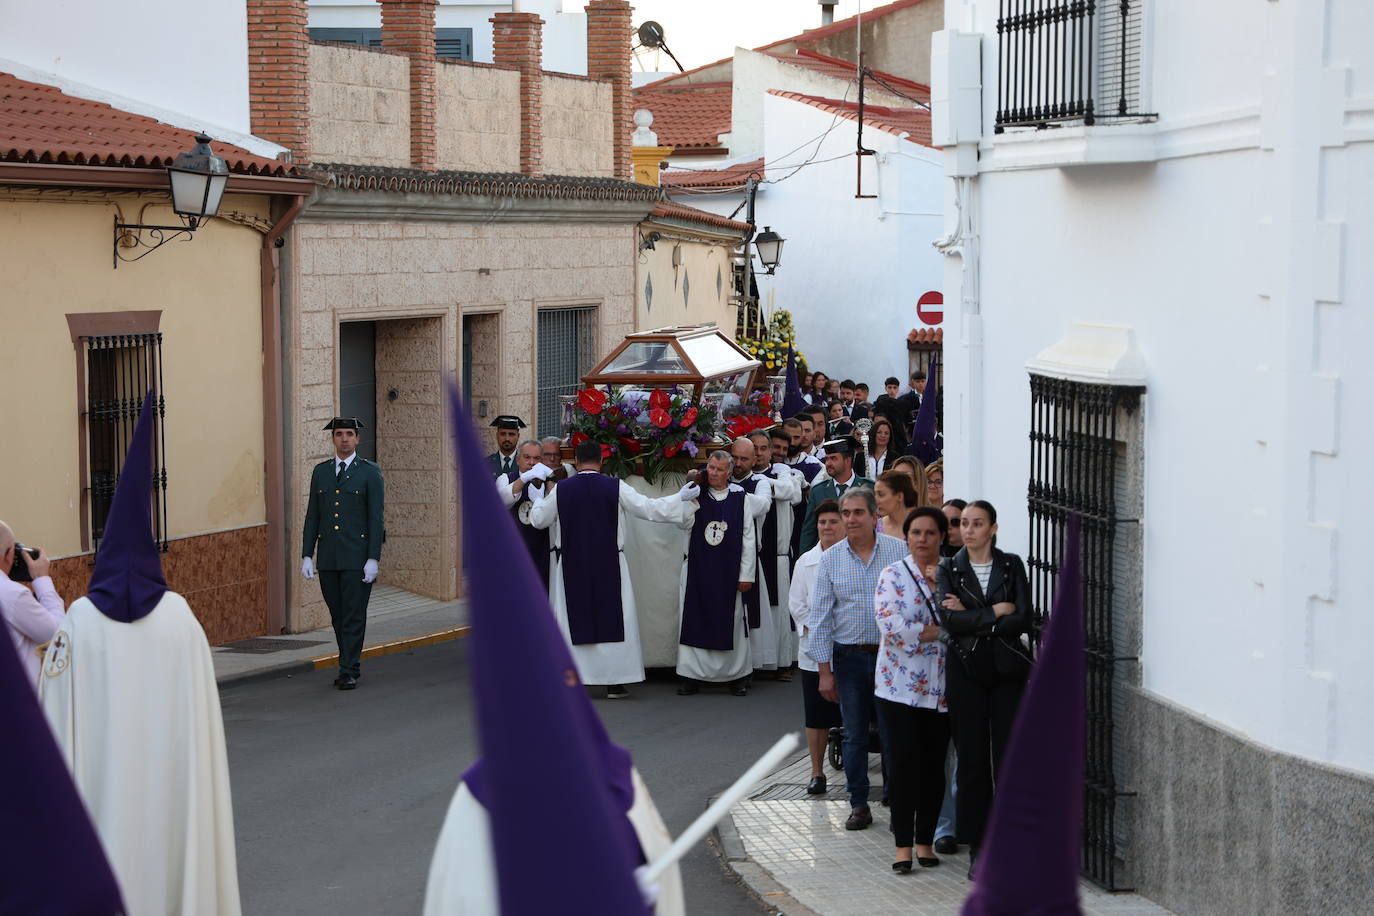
309 43 411 168
541 74 615 178
636 235 737 333
0 193 268 557
286 218 637 630
435 61 522 173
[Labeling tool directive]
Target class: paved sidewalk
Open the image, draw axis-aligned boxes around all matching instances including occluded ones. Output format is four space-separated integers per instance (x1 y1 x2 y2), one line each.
718 753 1175 916
212 585 468 686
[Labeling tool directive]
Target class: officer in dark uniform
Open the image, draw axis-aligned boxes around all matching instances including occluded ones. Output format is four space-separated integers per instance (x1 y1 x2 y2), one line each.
301 416 385 690
487 415 526 477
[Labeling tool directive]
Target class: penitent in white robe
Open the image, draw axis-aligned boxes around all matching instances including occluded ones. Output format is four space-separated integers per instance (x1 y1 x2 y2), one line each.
738 474 779 671
422 768 685 916
675 484 760 683
39 592 241 916
766 466 805 668
530 476 689 685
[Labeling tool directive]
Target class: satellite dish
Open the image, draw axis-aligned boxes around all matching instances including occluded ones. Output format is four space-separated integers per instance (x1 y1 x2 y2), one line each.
637 21 666 49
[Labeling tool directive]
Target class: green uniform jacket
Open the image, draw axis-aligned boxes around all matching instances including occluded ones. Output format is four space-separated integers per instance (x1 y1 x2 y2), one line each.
302 457 385 570
798 475 875 554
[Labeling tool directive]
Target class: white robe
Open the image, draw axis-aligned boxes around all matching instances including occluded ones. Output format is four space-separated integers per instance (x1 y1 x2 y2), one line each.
765 466 805 668
530 475 689 685
422 768 685 916
788 544 826 673
675 484 759 683
39 592 241 916
738 474 778 670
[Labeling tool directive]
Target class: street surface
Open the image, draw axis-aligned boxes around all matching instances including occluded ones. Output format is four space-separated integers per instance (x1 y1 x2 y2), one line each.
223 638 795 915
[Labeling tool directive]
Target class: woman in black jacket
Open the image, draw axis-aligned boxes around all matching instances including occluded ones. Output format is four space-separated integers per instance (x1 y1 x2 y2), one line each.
935 499 1033 878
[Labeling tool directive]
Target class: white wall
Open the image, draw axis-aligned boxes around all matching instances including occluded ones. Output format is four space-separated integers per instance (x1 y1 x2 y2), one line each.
1 0 252 135
940 0 1374 774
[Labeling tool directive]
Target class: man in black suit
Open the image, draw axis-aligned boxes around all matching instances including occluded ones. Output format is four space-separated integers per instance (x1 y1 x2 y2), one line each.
897 372 925 440
486 415 525 477
838 380 869 422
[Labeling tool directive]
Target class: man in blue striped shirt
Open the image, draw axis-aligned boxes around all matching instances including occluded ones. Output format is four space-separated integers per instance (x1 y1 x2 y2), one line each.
808 487 907 828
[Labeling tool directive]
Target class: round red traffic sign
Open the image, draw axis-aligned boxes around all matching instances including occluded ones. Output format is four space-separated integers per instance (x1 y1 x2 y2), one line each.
916 290 943 326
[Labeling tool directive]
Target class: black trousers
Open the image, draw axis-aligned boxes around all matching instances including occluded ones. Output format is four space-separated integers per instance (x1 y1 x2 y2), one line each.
875 699 950 848
318 570 372 677
945 651 1024 848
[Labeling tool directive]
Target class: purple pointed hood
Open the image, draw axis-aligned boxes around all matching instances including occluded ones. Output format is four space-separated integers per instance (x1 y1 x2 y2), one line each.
909 356 942 465
87 391 167 623
963 515 1085 915
0 619 125 913
782 345 808 418
448 384 649 915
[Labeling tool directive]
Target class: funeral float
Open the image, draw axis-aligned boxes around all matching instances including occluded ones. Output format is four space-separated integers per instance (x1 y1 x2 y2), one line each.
561 325 773 667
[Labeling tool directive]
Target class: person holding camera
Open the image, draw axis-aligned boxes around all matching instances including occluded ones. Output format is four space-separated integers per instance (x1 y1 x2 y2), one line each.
0 520 65 688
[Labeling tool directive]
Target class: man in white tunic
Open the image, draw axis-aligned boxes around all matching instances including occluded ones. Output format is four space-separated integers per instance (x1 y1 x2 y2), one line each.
496 439 555 586
675 450 762 696
761 427 805 669
530 438 696 698
39 392 241 916
728 437 776 671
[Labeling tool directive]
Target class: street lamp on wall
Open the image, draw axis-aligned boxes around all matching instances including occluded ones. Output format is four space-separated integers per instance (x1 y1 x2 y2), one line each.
753 226 785 275
113 133 229 267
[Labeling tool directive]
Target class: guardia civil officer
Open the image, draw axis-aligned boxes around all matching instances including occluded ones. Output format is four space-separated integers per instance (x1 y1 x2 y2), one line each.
487 415 526 477
302 416 385 690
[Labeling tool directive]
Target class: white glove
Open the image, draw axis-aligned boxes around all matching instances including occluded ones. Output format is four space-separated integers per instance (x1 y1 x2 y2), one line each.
520 463 554 483
633 865 662 908
363 559 379 583
301 557 315 580
771 462 793 477
678 482 701 501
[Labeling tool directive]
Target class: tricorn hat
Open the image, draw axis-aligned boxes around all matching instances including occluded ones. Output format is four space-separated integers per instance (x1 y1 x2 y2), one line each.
820 437 856 455
323 416 365 431
490 415 527 431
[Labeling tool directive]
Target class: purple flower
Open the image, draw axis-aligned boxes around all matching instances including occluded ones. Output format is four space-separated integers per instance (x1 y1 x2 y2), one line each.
683 440 699 458
597 418 609 429
616 424 628 435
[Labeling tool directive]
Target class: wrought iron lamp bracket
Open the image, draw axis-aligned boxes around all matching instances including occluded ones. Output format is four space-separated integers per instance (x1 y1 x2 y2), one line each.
112 212 202 268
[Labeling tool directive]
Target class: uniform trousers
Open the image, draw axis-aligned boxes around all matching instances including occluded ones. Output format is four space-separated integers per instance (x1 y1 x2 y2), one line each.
319 570 372 677
944 646 1025 848
875 699 950 848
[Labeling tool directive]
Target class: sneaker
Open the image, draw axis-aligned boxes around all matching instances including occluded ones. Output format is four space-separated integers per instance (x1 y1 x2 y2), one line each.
606 684 629 699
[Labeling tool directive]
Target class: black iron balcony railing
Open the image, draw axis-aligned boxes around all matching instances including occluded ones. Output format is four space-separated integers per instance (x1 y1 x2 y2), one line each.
996 0 1152 132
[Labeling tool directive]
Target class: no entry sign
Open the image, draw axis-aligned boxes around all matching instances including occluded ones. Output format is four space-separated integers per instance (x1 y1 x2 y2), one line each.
917 290 944 326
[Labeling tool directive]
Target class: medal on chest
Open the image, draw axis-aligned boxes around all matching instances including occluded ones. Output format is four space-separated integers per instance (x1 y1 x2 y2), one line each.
704 520 729 547
43 630 71 677
517 500 534 525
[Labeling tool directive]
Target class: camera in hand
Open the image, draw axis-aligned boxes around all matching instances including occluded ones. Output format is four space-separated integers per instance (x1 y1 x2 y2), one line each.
9 543 39 583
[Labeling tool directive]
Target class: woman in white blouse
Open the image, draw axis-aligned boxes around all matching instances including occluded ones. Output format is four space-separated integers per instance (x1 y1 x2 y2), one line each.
864 418 897 479
872 506 950 874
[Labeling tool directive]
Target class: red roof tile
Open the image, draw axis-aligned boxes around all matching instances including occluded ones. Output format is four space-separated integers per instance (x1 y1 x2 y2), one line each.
0 73 292 176
907 327 944 344
763 50 930 103
649 200 751 235
661 157 764 191
631 82 732 150
768 90 932 147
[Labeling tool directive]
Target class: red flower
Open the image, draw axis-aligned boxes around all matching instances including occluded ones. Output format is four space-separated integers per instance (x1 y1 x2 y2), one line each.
600 443 613 459
649 389 671 410
649 408 672 429
618 436 642 455
679 406 699 427
662 441 682 458
726 417 751 439
570 431 589 447
757 393 772 408
578 388 607 415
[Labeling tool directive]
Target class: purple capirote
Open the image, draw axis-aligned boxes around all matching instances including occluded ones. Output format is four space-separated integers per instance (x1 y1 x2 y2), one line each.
86 389 168 623
962 515 1085 915
782 344 809 419
909 356 942 466
0 598 125 913
448 383 648 916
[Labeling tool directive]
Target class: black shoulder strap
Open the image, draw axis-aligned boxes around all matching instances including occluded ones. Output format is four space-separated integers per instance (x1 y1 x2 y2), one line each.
901 558 943 626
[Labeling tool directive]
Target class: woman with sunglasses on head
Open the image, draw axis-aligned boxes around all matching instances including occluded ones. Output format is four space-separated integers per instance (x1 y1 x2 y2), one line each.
935 500 1031 880
873 506 951 874
940 499 966 558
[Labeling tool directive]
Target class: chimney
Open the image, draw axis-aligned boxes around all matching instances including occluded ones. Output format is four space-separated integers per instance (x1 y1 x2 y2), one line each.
246 0 311 164
381 0 439 171
585 0 633 181
491 12 545 177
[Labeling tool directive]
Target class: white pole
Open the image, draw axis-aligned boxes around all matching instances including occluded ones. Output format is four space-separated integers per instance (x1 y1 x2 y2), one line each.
639 732 800 886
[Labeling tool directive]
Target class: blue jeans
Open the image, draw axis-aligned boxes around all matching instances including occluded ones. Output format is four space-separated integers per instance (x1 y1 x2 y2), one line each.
936 742 957 840
831 643 886 809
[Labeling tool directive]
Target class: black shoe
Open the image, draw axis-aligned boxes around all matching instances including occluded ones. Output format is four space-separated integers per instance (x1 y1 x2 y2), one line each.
805 776 827 795
675 682 699 696
606 684 629 699
845 808 873 831
917 856 940 868
892 859 912 874
934 836 958 855
336 674 357 691
967 846 979 881
730 683 749 696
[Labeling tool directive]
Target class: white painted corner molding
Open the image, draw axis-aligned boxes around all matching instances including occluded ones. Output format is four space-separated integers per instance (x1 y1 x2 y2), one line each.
1026 323 1147 387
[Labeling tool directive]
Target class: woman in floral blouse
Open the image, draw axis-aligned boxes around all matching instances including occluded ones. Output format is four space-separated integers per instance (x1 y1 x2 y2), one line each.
873 506 950 874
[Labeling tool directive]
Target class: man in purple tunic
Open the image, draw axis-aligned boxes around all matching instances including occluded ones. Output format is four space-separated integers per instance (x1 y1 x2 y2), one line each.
497 439 554 587
675 450 759 696
530 439 697 699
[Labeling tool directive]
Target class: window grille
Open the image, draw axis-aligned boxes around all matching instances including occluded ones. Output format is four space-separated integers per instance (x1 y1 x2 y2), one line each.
1027 374 1142 891
536 307 598 438
82 334 169 550
995 0 1152 131
308 27 474 60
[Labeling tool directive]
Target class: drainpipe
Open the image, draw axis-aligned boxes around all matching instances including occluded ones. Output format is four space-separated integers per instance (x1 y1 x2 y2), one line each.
260 193 306 634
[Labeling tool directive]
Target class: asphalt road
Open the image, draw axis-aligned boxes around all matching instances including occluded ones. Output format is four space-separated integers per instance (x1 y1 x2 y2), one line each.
222 639 799 915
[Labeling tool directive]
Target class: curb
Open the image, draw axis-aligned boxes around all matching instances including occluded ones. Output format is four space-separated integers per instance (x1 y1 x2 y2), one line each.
216 625 470 689
710 794 822 916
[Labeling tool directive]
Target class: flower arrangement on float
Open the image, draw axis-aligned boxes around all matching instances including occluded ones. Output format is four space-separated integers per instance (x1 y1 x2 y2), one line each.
566 386 722 482
736 309 806 372
724 390 776 439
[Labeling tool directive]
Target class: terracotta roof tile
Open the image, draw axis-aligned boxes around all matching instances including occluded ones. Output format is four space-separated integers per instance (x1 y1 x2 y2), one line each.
0 73 291 176
757 0 937 52
763 50 930 103
631 82 732 150
649 200 750 234
907 327 944 344
661 157 764 191
768 90 933 147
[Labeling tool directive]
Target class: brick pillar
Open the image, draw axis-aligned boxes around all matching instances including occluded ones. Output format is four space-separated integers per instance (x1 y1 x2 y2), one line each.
381 0 439 171
246 0 310 164
491 12 544 178
585 0 633 180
